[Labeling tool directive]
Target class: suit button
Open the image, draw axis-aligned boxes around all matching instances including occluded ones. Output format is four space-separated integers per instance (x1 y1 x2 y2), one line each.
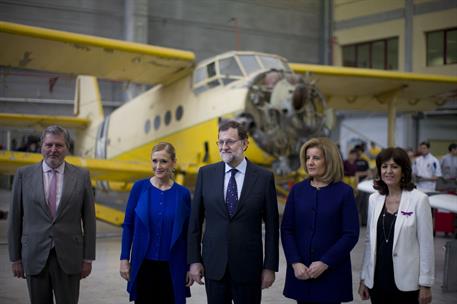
393 253 398 257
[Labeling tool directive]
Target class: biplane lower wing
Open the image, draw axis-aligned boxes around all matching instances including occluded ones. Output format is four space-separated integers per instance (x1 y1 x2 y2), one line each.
0 150 151 182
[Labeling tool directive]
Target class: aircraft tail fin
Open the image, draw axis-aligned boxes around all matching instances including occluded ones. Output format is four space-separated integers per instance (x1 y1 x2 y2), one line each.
73 76 105 157
74 75 104 120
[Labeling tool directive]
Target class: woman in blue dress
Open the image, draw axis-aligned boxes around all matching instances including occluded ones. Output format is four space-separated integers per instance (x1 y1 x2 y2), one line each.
281 137 360 303
120 142 193 303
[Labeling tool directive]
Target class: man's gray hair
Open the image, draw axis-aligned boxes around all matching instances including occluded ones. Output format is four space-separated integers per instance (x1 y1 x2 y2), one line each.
40 125 72 149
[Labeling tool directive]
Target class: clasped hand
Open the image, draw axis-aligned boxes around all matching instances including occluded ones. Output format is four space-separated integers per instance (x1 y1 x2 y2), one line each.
292 261 328 280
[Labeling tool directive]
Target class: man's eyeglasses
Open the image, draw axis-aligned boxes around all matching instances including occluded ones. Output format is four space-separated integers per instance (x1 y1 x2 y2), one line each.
216 139 241 147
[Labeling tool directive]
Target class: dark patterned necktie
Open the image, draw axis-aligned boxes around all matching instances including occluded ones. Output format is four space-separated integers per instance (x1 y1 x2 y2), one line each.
226 168 238 217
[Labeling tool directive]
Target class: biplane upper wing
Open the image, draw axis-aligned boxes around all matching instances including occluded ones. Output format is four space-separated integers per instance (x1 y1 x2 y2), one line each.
0 21 195 85
0 150 151 182
0 113 89 129
290 63 457 112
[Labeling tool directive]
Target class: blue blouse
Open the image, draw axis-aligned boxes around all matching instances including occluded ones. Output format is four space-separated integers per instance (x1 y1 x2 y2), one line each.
120 181 180 261
145 183 177 260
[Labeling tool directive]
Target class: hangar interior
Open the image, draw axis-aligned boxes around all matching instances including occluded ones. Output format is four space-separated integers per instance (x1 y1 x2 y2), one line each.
0 1 457 304
0 0 455 157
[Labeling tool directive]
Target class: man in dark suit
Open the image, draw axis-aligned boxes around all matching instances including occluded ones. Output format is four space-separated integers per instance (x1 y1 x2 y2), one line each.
188 120 279 304
8 125 96 304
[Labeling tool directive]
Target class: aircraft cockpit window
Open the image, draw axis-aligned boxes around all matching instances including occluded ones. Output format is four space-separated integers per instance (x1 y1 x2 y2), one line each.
219 57 243 77
239 55 261 75
193 66 206 84
207 62 217 78
259 55 289 71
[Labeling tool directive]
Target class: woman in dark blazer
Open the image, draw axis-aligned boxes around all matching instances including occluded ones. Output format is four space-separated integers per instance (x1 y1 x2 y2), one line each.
281 137 360 303
120 142 193 304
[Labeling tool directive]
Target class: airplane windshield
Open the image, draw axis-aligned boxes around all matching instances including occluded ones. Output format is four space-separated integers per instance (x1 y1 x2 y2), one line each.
219 57 243 77
193 66 206 84
239 55 261 75
192 53 290 94
259 55 289 71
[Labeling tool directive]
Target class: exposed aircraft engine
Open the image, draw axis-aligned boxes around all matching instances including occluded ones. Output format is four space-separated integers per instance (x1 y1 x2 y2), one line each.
241 70 333 175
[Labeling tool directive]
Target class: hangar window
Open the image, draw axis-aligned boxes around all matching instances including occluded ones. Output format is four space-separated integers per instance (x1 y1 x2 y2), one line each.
342 38 398 70
427 28 457 66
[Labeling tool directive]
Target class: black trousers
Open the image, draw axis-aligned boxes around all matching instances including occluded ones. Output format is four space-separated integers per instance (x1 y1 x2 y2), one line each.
205 267 261 304
368 286 419 304
297 301 341 304
135 259 174 304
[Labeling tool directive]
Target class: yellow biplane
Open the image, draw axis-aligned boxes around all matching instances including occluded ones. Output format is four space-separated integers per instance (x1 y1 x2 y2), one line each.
1 21 456 223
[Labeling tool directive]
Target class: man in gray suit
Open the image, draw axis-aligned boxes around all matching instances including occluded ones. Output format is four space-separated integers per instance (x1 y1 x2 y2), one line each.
8 125 96 304
188 120 279 304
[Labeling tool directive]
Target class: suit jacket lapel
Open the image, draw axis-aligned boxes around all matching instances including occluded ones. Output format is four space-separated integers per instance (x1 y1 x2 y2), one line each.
33 162 52 218
234 160 258 217
371 194 385 246
393 190 411 250
217 162 229 217
57 162 76 218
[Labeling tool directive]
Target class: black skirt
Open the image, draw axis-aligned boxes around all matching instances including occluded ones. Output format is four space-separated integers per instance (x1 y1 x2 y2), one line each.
135 259 175 304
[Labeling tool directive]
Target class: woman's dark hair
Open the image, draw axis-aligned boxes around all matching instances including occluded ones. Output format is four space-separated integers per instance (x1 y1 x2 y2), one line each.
373 147 415 195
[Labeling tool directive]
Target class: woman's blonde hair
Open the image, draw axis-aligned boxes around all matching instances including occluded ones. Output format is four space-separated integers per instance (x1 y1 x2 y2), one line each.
151 142 176 179
299 137 343 184
151 142 176 161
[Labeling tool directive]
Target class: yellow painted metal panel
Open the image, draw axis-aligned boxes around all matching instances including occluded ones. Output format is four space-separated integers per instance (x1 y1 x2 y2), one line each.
0 113 89 129
0 151 151 182
290 63 457 111
334 0 404 22
111 118 275 171
0 21 195 85
95 203 124 226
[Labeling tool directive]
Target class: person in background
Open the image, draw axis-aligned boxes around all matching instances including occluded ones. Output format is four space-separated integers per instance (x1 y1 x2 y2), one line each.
438 143 457 193
412 142 442 191
354 144 371 181
354 144 371 226
344 149 359 178
406 148 416 165
359 147 434 304
281 137 360 304
368 141 382 160
8 125 96 304
120 142 193 304
440 143 457 180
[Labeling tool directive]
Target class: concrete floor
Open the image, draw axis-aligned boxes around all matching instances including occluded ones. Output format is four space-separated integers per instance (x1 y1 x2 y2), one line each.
1 189 456 304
